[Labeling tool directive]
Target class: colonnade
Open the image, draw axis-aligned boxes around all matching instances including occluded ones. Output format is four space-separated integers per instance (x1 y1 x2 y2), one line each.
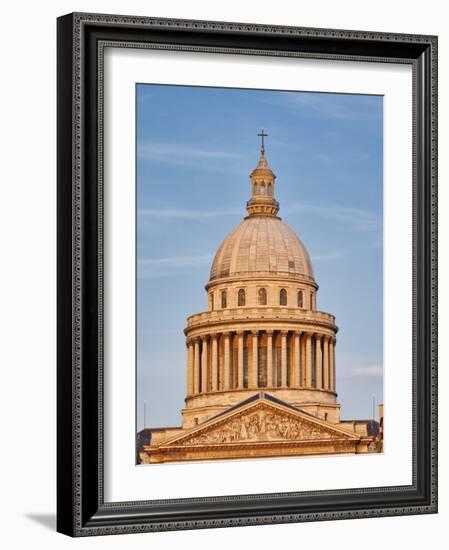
186 330 336 396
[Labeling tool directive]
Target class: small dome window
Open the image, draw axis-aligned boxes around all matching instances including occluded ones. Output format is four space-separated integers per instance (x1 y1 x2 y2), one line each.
221 290 227 309
210 293 214 310
297 289 303 308
258 288 267 305
267 182 272 195
238 289 246 306
280 288 287 306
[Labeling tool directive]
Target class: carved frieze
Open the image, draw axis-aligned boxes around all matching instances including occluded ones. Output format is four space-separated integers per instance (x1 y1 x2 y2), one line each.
176 404 344 446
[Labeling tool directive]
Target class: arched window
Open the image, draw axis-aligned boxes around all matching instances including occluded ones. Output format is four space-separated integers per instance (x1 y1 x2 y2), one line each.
267 182 272 195
210 293 214 310
260 182 265 194
258 287 267 305
221 290 227 309
297 289 303 308
280 288 287 306
238 289 246 306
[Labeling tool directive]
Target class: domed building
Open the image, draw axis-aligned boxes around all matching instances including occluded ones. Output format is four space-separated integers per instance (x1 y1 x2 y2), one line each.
140 136 377 464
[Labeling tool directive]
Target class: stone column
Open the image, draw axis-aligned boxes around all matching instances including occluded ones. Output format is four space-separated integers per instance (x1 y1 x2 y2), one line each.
211 334 218 391
237 331 244 389
305 332 312 387
193 338 200 394
332 337 337 391
323 335 330 390
330 337 336 391
281 331 288 387
266 331 274 387
223 332 231 390
293 332 301 387
201 336 208 393
300 333 306 387
315 334 323 389
250 331 258 389
186 339 194 396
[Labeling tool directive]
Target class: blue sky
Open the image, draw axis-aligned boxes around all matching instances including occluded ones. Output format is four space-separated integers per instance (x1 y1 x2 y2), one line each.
136 84 383 431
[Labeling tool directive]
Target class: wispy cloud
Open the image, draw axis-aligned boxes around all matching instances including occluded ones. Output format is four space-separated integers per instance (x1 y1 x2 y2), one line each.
350 365 383 378
139 201 380 232
138 207 241 219
257 92 381 122
311 249 349 262
285 202 381 232
316 150 371 164
285 93 381 121
137 91 154 102
138 253 213 278
139 254 213 268
137 141 243 169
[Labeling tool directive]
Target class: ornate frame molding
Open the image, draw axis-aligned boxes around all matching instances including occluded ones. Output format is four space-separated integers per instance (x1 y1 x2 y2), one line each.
57 12 437 536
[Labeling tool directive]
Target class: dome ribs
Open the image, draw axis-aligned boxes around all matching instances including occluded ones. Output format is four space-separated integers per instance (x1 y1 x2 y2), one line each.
209 217 315 283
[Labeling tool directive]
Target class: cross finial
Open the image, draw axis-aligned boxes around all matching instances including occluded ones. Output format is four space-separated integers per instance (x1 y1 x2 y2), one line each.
257 129 268 155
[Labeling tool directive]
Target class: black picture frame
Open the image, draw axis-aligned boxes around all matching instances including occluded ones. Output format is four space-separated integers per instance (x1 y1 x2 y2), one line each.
57 12 438 536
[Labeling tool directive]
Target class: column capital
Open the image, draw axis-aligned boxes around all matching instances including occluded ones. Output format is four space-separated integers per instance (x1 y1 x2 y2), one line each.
251 330 259 336
236 330 245 337
265 329 274 336
211 333 219 341
280 330 289 336
223 331 231 339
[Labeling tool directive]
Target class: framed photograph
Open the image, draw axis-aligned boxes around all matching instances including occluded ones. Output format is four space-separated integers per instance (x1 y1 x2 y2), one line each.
57 12 438 536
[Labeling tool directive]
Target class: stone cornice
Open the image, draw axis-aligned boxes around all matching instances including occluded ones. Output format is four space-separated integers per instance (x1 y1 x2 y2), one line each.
205 273 318 290
187 307 335 324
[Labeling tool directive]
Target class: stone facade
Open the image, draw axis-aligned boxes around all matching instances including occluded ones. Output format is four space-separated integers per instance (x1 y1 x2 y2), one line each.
140 138 379 464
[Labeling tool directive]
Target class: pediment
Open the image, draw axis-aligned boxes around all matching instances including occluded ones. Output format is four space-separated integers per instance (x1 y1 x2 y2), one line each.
163 397 359 447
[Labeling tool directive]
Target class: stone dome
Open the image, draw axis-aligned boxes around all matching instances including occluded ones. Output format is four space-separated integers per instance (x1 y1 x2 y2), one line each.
209 215 315 283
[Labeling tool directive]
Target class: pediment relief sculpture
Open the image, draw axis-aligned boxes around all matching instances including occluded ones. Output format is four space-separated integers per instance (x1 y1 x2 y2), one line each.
172 405 353 446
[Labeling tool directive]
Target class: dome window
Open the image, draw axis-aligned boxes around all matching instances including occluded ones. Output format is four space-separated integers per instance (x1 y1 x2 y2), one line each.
238 289 246 306
280 288 287 306
258 288 267 305
210 293 214 310
267 182 272 195
260 182 265 194
297 289 303 308
221 290 227 309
